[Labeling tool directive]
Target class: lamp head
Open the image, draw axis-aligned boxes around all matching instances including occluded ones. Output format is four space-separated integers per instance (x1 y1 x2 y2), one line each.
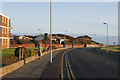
103 23 107 24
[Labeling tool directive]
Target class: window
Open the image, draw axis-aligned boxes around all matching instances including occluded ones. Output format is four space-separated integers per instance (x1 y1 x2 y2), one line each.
5 18 6 23
2 28 4 33
5 39 6 45
8 19 9 27
2 39 3 45
5 29 6 34
7 29 9 37
2 17 4 22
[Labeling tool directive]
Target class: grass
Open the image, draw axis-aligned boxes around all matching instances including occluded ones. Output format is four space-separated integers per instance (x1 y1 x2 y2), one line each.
2 46 59 57
27 47 38 53
2 48 16 57
2 47 39 57
101 46 120 52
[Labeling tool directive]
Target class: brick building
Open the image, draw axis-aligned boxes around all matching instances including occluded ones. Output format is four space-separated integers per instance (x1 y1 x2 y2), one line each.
0 13 12 49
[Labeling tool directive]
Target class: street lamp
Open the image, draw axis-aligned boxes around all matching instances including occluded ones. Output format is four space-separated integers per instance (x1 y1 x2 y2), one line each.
38 29 42 57
38 29 41 36
94 34 96 41
65 30 68 39
50 0 52 63
103 23 108 53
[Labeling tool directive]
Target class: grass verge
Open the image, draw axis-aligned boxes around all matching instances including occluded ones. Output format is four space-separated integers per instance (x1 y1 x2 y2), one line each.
101 46 120 52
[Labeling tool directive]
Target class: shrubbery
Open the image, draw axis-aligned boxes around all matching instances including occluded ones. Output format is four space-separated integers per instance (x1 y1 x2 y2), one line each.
14 47 29 60
42 47 47 52
47 46 57 50
2 56 18 66
2 47 38 66
29 49 37 56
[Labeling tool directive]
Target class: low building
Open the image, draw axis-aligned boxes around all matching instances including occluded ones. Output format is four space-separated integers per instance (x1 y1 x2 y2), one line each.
0 13 12 49
19 36 33 40
77 35 92 41
34 35 44 41
52 36 68 44
14 35 33 40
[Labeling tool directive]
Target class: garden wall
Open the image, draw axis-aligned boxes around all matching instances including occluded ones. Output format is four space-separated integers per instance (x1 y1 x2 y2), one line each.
10 44 35 48
66 44 84 48
87 44 103 47
41 44 63 48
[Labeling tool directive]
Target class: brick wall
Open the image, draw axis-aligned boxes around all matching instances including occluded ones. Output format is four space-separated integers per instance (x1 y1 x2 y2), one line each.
10 44 103 48
41 44 84 48
66 44 72 47
74 44 84 48
41 44 63 48
0 39 1 49
0 27 2 37
66 44 84 48
10 44 35 48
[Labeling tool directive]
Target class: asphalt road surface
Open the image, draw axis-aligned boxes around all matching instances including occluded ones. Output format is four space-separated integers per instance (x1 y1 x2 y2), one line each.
63 48 119 80
2 48 119 80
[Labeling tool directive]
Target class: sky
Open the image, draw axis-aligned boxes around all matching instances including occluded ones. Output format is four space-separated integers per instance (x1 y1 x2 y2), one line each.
1 2 118 35
1 2 119 45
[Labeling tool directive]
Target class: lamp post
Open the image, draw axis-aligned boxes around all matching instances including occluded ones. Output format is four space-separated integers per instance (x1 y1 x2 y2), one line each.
94 34 96 41
50 0 52 63
38 29 41 35
65 30 68 39
103 23 108 53
38 29 42 57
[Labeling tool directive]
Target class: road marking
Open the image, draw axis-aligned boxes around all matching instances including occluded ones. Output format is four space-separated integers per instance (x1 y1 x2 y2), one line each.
66 53 75 80
61 49 70 80
61 48 73 80
65 54 71 80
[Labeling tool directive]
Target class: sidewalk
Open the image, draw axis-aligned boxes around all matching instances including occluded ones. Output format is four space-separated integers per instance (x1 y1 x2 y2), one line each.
2 49 65 78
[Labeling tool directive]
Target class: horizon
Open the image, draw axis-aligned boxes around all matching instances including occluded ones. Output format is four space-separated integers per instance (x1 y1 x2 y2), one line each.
12 33 119 45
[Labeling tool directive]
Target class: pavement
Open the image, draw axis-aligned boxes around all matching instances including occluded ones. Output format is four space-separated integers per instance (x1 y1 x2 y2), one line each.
2 49 66 79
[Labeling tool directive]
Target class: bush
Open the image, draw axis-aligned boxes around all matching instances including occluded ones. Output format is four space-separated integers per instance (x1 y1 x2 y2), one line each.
47 46 57 50
2 56 18 66
42 47 47 52
29 49 36 56
14 47 29 60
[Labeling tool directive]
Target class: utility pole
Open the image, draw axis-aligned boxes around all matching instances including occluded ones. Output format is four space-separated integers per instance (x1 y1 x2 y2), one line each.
50 0 52 63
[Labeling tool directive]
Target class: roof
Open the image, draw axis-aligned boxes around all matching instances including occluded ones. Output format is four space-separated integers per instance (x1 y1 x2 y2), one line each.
77 35 92 39
0 13 10 19
56 34 75 39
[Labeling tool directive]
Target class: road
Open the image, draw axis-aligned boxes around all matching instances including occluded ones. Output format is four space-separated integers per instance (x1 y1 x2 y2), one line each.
63 48 119 80
2 48 119 80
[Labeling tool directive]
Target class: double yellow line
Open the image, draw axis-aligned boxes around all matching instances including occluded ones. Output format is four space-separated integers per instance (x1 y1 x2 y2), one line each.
61 49 75 80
